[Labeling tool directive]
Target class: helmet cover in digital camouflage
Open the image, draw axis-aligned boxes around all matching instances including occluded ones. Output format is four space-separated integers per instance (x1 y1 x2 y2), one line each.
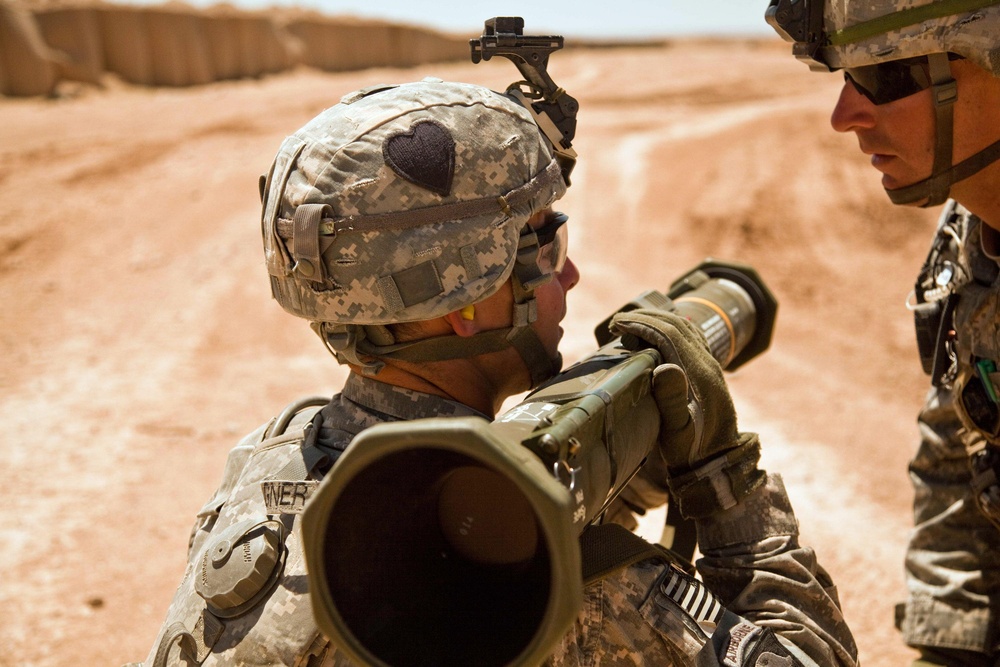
819 0 1000 72
767 0 1000 72
260 78 567 330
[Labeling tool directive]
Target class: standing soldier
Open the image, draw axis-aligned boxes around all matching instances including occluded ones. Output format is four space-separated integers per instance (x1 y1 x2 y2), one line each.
767 1 1000 664
130 41 856 665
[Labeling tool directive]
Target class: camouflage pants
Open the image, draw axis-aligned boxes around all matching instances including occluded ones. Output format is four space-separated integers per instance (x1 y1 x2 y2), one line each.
901 387 1000 656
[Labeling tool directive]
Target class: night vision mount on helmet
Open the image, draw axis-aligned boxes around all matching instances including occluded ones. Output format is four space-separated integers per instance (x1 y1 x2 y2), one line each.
470 17 580 185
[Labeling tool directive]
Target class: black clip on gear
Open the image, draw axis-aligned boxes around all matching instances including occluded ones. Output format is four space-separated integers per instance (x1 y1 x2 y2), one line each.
470 17 579 184
765 0 828 71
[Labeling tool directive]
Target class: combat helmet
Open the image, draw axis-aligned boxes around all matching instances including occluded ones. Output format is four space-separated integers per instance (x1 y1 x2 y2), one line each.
259 78 569 384
767 0 1000 206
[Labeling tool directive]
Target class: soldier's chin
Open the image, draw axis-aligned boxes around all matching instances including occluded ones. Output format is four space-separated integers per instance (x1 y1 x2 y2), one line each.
882 183 927 207
881 172 904 190
552 329 565 364
883 175 932 207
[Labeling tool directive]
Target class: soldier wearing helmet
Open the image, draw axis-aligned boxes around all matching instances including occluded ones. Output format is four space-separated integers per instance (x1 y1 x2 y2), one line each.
262 78 575 411
768 0 1000 664
131 74 857 666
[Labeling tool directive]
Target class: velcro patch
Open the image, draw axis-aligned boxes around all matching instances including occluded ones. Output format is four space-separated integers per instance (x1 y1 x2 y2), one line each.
721 620 763 667
391 260 444 308
261 480 319 515
383 120 455 196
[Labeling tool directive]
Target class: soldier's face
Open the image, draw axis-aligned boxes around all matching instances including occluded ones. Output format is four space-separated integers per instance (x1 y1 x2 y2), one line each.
831 57 1000 210
457 208 579 389
830 65 936 195
526 210 580 360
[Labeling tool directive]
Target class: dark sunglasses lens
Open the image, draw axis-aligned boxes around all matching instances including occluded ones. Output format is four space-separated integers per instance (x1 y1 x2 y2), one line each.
844 59 930 105
535 212 567 245
534 213 568 275
540 223 567 274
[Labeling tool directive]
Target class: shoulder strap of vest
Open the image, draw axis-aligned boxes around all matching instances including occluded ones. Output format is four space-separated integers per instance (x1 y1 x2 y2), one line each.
262 396 332 485
196 397 330 523
265 395 331 439
912 201 965 384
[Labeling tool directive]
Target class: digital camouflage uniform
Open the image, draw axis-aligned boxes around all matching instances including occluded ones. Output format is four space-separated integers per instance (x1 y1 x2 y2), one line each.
902 203 1000 658
137 373 856 667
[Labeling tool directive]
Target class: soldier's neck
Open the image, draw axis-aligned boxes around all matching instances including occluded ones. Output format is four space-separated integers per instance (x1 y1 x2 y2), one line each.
952 164 1000 233
356 359 517 418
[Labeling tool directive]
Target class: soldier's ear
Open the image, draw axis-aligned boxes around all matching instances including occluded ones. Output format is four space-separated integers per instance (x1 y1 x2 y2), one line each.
444 307 480 337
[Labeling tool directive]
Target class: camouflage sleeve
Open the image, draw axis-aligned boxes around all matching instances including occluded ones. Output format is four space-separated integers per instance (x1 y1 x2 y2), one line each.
694 473 859 667
900 386 1000 655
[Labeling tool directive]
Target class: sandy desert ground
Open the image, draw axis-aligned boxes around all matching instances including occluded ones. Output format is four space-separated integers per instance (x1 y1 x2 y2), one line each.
0 38 941 665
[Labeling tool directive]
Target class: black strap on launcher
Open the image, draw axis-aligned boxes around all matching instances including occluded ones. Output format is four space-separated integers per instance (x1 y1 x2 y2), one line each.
579 522 695 585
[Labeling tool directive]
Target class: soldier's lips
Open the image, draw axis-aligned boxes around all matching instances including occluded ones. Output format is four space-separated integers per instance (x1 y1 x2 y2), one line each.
868 153 904 185
869 153 896 169
858 138 894 168
867 152 920 190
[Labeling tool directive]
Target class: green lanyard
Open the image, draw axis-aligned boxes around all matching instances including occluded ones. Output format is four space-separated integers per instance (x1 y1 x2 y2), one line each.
829 0 1000 46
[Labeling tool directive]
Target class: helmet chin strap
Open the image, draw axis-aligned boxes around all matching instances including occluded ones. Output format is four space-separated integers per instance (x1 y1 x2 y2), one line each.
349 321 561 387
886 53 1000 207
343 283 561 387
886 53 957 207
507 267 564 386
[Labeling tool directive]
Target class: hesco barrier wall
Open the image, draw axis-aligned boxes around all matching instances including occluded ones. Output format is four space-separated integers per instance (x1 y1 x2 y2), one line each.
0 0 59 95
0 0 469 96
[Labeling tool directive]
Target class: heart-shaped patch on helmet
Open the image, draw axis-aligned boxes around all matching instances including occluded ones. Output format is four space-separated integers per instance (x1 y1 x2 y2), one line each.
383 120 456 197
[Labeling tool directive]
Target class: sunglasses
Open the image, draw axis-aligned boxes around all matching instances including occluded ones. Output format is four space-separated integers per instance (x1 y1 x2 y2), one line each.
521 212 569 278
844 56 932 105
844 53 962 105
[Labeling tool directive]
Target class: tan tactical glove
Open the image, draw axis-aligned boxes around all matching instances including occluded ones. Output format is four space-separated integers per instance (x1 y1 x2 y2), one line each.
610 308 766 519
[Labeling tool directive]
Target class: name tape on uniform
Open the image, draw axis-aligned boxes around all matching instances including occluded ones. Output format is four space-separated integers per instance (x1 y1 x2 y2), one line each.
261 480 319 515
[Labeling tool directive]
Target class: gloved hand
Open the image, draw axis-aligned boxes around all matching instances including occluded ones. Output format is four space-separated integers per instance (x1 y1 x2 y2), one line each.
610 308 765 519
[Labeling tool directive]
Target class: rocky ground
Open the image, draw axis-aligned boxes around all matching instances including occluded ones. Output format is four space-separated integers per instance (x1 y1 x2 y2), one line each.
0 38 937 665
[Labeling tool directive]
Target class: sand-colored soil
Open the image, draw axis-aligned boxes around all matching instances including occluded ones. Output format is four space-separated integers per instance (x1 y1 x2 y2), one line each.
0 39 936 665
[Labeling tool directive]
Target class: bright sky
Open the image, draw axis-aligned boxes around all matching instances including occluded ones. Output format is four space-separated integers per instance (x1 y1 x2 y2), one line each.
130 0 776 39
